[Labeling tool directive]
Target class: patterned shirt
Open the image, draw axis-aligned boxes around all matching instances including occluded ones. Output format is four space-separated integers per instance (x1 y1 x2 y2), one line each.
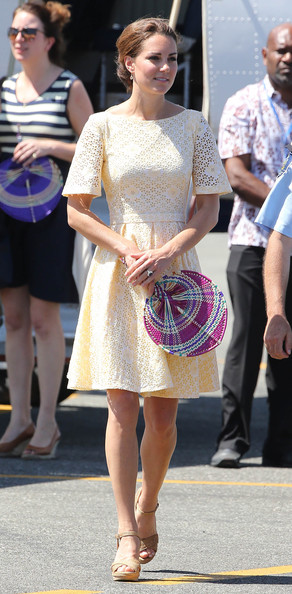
218 75 292 247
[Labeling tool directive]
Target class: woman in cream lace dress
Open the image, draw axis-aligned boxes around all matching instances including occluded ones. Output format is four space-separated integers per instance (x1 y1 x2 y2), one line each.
63 18 231 582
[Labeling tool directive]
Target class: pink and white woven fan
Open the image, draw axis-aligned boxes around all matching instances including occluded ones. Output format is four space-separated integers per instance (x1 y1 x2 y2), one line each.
143 270 227 357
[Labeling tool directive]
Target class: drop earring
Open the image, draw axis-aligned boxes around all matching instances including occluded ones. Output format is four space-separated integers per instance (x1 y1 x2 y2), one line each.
130 74 133 80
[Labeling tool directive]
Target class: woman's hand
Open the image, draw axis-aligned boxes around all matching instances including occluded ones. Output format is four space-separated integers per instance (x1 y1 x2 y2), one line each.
13 138 54 167
125 248 172 295
123 194 219 295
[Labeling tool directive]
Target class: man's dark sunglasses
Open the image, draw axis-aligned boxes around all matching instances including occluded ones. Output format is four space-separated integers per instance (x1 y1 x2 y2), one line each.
7 27 44 42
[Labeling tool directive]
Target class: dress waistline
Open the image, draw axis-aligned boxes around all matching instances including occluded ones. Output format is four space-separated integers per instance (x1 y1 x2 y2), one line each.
110 212 185 225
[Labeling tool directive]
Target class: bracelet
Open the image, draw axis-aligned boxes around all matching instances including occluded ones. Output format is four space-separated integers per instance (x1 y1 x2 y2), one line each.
119 256 127 266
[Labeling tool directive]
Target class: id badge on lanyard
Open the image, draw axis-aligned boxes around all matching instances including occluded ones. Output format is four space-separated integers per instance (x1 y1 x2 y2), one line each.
263 80 292 160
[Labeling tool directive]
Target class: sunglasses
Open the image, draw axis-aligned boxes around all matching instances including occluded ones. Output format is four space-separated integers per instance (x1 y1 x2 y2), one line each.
7 27 44 42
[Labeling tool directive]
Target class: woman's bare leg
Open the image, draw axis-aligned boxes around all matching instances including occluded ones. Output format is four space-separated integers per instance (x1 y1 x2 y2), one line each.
29 297 64 447
105 389 140 574
137 396 179 561
0 286 34 442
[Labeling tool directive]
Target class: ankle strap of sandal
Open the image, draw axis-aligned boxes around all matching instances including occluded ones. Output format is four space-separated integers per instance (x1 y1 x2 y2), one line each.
136 501 159 515
115 531 140 543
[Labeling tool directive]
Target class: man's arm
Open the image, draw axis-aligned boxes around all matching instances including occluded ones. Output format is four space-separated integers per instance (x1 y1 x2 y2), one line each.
263 230 292 359
224 154 271 208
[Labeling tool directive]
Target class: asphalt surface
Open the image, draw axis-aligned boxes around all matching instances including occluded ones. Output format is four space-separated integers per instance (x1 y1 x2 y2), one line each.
1 231 292 594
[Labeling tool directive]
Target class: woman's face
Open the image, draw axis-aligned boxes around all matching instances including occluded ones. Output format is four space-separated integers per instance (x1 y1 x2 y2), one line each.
9 11 53 63
126 33 178 96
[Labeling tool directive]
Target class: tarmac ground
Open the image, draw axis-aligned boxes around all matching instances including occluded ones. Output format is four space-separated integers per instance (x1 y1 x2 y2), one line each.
1 231 292 594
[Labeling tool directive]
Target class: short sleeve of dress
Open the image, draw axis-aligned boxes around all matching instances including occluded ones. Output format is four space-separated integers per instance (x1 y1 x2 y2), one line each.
192 112 232 195
218 88 255 159
63 113 104 197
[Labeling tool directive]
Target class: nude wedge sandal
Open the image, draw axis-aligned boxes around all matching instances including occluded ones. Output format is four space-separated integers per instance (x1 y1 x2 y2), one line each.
111 531 141 582
135 487 159 564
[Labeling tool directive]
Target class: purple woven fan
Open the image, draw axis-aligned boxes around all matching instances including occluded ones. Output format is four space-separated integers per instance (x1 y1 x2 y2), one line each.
144 270 227 357
0 156 63 223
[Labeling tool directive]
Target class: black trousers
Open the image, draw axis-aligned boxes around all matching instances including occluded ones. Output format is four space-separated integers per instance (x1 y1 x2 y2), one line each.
217 245 292 457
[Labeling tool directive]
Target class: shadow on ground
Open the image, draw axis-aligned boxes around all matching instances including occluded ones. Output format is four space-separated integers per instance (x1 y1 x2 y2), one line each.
141 568 292 585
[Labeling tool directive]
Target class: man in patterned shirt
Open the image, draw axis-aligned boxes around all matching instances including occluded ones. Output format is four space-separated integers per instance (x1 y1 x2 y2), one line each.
210 23 292 468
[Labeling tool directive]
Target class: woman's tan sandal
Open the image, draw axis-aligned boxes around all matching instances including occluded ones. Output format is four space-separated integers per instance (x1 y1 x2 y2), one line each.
135 487 159 565
111 531 141 582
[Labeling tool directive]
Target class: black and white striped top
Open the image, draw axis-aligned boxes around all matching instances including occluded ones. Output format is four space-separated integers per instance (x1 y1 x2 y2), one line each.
0 69 77 154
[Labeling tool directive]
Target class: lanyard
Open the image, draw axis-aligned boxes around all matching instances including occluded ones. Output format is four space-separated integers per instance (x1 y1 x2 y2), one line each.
263 80 292 156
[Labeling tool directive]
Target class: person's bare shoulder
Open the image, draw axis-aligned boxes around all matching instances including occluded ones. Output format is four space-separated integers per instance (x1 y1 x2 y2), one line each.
106 101 131 116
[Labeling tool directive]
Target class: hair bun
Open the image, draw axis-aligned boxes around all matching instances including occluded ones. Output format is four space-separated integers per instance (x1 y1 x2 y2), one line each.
45 1 71 28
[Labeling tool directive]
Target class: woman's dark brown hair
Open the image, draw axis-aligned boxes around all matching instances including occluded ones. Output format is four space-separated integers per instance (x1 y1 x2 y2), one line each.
13 0 71 66
116 17 178 92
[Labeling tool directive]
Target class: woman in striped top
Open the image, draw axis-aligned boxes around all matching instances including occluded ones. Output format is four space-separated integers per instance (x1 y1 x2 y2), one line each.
0 0 93 459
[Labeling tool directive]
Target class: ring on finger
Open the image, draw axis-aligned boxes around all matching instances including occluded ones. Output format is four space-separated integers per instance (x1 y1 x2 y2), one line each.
147 269 154 278
32 152 37 159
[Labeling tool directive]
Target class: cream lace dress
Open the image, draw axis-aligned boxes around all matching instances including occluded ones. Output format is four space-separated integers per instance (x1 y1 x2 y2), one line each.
63 109 231 398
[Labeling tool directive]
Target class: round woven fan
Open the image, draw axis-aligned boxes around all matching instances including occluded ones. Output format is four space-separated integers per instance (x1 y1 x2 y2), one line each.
0 156 63 223
144 270 227 357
